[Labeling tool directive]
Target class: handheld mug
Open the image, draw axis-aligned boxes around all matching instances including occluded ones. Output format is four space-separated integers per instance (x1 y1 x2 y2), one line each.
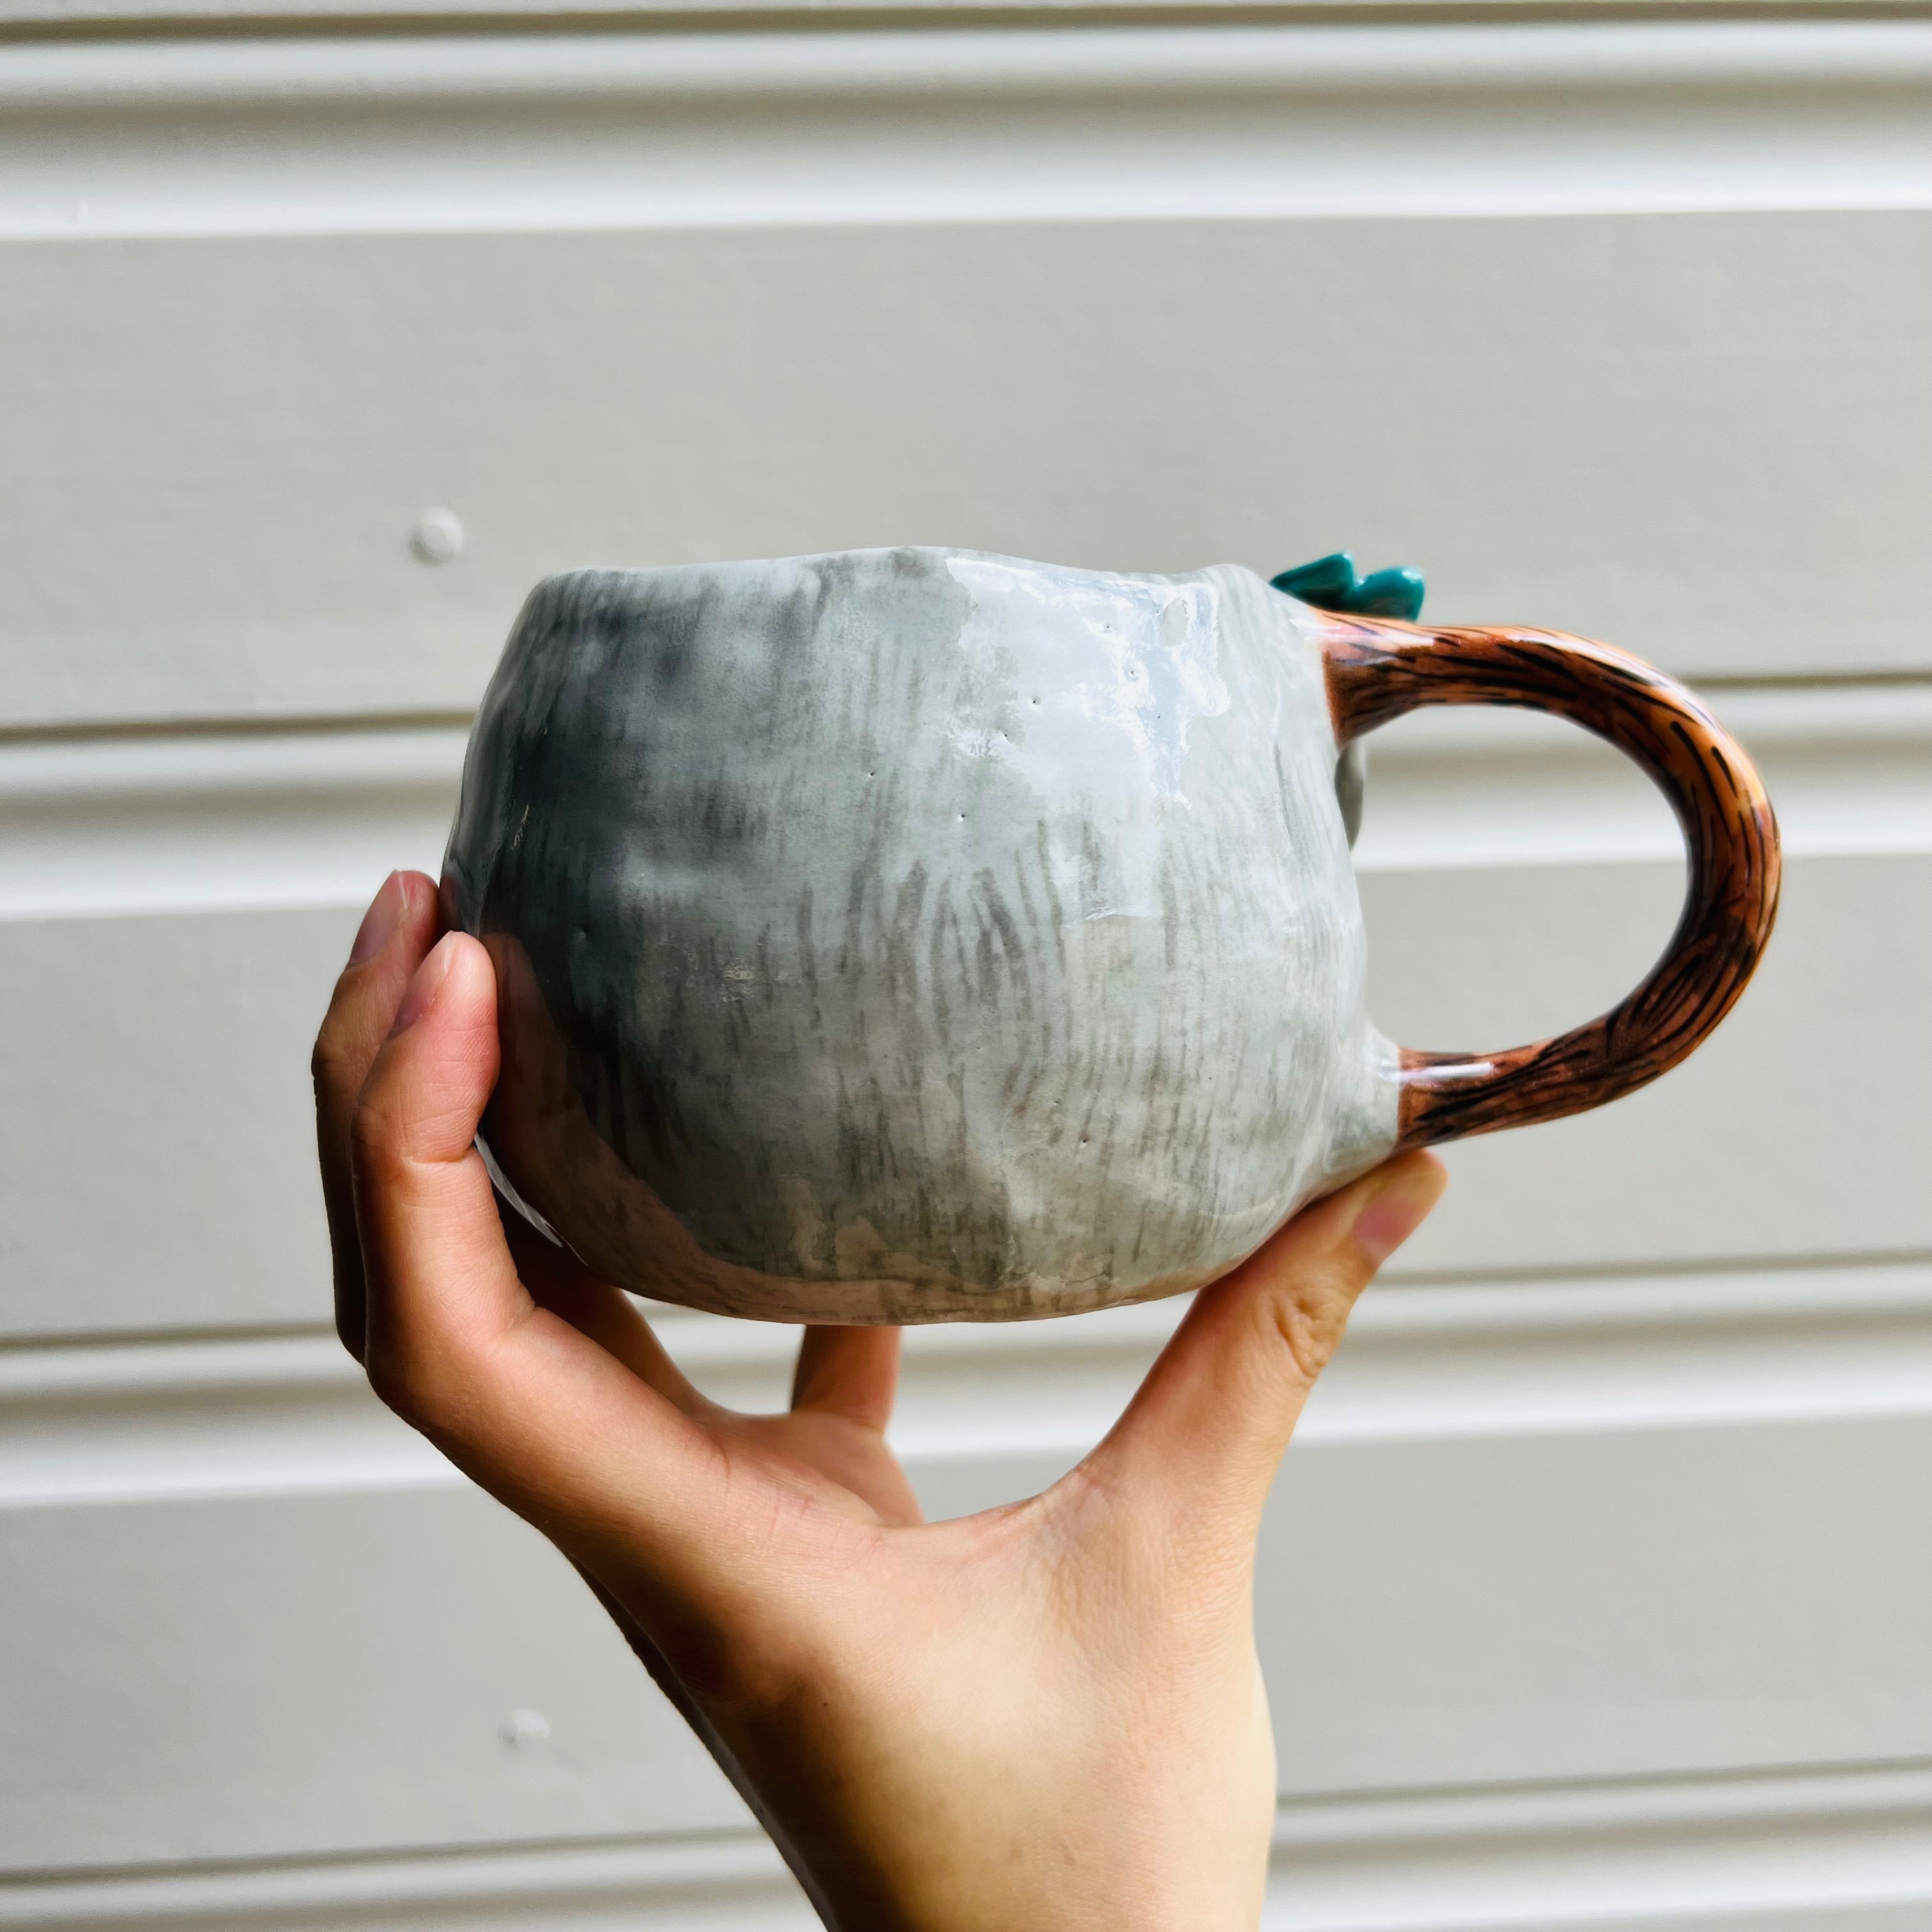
442 548 1779 1323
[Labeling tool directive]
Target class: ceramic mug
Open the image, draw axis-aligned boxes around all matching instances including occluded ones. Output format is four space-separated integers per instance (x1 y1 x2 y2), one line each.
442 548 1779 1324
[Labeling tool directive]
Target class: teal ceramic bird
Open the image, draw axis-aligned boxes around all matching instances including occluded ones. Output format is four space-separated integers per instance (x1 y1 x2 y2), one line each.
1271 552 1425 622
1269 553 1421 850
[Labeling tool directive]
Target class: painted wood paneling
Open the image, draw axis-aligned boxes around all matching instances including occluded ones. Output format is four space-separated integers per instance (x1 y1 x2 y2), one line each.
4 206 1930 726
13 1259 1928 1508
0 1487 721 1864
15 0 1913 26
0 905 349 1339
1262 1415 1932 1795
8 26 1929 242
1367 850 1932 1276
4 1342 1927 1867
9 1764 1931 1931
4 1295 1929 1921
2 15 1926 1924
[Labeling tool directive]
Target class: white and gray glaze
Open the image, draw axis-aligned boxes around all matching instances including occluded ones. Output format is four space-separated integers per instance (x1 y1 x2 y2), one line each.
443 548 1399 1322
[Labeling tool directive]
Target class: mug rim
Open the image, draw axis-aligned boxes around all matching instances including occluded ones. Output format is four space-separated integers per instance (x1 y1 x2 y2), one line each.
522 545 1255 596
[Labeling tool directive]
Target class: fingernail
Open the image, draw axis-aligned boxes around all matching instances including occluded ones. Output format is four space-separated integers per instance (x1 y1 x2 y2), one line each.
349 872 405 965
1349 1156 1448 1267
391 933 459 1033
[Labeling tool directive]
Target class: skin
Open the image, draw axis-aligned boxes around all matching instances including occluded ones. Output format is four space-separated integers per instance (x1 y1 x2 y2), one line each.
312 870 1448 1932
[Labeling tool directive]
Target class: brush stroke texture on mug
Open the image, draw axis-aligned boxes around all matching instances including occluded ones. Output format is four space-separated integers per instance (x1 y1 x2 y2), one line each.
443 548 1398 1322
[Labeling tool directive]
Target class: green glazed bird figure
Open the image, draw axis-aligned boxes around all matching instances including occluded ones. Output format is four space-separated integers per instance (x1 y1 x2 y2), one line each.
1269 552 1422 849
1271 552 1425 622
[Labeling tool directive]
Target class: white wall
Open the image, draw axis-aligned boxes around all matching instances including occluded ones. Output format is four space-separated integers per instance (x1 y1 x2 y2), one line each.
1 12 1928 1928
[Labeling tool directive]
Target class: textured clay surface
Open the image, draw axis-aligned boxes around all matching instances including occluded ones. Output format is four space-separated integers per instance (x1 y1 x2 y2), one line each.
444 548 1397 1322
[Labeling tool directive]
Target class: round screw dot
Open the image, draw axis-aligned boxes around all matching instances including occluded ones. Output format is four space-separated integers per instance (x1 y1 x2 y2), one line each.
499 1708 551 1750
411 507 465 565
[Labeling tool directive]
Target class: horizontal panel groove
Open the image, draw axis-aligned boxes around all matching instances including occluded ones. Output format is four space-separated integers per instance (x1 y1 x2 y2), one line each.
0 680 1918 919
1268 1759 1932 1931
0 1829 796 1928
0 723 466 920
12 19 1931 108
8 0 1929 37
3 1257 1926 1509
0 708 477 751
3 1758 1928 1928
6 1246 1931 1374
1353 680 1932 871
3 21 1929 238
1281 1755 1932 1844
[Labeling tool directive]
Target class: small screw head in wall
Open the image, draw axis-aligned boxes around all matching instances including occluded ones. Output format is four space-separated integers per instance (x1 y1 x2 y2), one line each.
411 507 465 565
499 1708 551 1750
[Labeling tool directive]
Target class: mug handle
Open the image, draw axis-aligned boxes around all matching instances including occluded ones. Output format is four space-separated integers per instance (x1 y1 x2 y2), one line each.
1317 610 1782 1153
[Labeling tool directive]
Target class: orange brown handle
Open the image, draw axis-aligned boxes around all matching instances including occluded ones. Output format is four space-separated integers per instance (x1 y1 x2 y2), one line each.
1319 611 1782 1153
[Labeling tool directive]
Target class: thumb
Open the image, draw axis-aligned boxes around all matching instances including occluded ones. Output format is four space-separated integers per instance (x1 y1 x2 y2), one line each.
1083 1151 1447 1540
348 934 756 1619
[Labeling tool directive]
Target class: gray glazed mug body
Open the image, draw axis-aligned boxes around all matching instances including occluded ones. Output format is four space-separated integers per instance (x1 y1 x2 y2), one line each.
443 547 1399 1322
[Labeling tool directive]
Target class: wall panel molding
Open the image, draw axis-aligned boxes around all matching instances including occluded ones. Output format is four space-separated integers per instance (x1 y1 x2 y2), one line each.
8 0 1928 35
8 214 1928 717
1268 1760 1932 1931
6 1388 1926 1867
4 1257 1927 1509
3 22 1929 240
4 1759 1929 1929
0 723 465 919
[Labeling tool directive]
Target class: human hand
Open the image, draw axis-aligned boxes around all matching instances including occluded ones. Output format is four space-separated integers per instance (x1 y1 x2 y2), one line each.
313 870 1446 1932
